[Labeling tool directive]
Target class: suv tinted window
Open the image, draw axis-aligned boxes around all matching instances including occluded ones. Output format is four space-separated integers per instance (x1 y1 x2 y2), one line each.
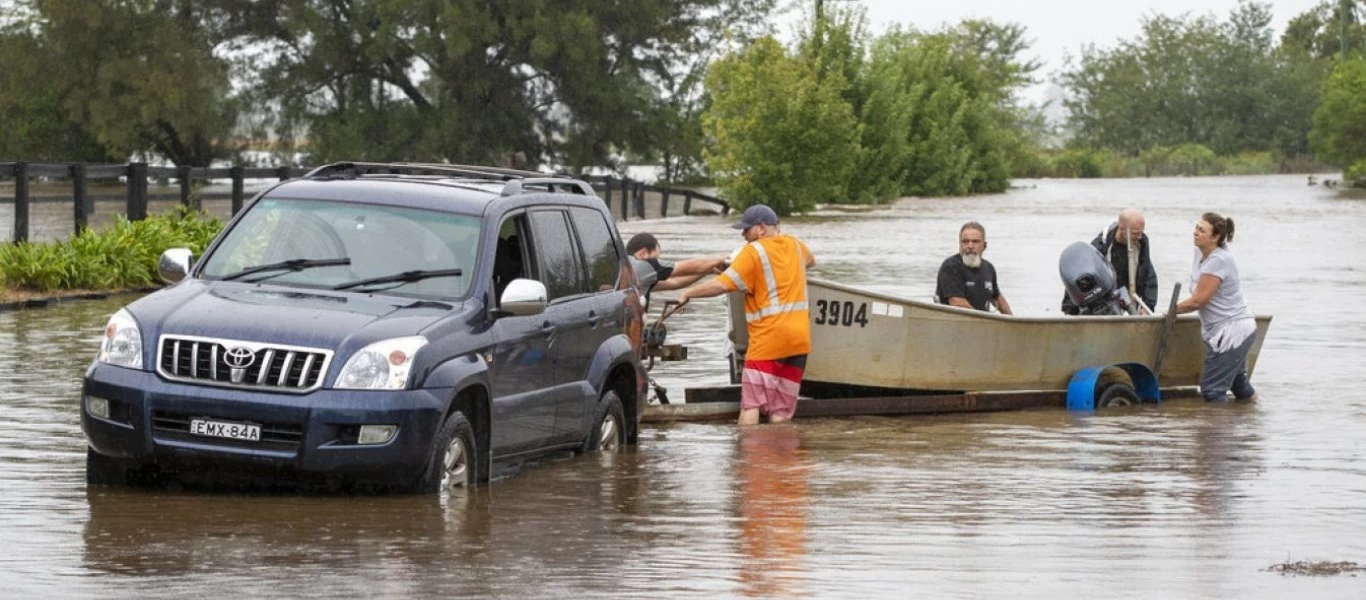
570 207 620 292
529 210 584 300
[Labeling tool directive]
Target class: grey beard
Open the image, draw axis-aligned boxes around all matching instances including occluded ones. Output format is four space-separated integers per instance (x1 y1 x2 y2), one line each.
961 252 982 269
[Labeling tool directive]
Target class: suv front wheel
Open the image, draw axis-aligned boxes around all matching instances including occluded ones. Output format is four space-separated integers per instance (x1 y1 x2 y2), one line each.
415 411 477 493
583 390 625 453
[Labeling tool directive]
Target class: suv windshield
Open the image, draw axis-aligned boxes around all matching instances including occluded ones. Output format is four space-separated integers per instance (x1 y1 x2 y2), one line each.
200 198 481 299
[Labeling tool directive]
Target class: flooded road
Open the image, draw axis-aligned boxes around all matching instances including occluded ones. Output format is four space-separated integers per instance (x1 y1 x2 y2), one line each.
4 174 1365 598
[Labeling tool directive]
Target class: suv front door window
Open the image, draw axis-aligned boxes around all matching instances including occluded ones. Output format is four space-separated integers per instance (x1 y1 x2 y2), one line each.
487 214 559 453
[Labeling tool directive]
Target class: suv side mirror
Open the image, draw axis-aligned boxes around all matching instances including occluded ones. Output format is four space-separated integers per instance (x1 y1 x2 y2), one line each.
499 278 548 316
158 248 193 284
629 256 657 290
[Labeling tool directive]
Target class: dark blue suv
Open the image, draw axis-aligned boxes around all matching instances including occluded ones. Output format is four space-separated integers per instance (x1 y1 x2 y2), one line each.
82 162 648 492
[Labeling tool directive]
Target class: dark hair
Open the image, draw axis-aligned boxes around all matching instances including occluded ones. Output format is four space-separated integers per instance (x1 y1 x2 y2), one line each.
960 221 986 237
626 233 658 255
1201 212 1236 246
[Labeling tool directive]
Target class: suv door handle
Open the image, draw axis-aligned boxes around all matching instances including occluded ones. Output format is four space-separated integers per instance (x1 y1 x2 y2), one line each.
540 321 556 336
586 311 600 326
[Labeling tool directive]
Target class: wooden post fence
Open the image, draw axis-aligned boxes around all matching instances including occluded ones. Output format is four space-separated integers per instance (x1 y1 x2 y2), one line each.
1 162 723 242
126 162 148 221
13 162 29 243
71 164 87 234
230 165 245 215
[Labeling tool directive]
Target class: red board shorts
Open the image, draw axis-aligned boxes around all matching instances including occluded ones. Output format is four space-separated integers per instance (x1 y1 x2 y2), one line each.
739 355 807 420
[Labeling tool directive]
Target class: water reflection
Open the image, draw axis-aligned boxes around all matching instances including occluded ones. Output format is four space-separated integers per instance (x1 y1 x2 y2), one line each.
734 425 810 597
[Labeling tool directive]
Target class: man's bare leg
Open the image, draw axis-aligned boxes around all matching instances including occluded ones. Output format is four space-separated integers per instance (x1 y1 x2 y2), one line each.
738 407 761 425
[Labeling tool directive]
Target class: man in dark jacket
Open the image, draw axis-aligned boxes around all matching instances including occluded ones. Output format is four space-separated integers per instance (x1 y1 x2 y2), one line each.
1061 208 1158 314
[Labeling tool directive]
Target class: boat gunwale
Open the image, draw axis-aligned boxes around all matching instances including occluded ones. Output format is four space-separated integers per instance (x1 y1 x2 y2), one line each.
808 277 1272 325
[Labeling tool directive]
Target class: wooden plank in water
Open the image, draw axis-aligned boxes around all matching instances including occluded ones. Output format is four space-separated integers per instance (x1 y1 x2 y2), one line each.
647 386 1204 423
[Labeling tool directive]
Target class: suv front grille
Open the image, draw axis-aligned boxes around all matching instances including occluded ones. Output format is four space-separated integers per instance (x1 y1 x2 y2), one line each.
157 335 332 393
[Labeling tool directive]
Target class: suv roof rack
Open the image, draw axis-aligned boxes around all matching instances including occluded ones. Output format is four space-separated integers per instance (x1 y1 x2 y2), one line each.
303 161 597 197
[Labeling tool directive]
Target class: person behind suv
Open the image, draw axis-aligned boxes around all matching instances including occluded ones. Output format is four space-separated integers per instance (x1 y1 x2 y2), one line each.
625 232 727 306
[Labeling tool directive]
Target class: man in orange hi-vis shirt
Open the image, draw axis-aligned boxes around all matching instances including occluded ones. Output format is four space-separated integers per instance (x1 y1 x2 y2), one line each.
676 204 815 425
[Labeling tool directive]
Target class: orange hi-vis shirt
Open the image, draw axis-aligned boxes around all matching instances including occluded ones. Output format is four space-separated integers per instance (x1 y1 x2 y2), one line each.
717 234 813 361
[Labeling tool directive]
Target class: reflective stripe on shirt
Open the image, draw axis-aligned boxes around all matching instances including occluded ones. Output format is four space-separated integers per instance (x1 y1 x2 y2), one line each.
746 301 810 322
743 239 808 323
723 267 747 292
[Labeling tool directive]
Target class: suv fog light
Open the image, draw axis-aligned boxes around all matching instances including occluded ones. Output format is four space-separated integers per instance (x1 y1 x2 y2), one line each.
87 396 110 419
358 425 397 445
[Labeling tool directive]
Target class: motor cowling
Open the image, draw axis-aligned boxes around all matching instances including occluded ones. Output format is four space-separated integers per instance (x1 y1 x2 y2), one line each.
1059 241 1134 315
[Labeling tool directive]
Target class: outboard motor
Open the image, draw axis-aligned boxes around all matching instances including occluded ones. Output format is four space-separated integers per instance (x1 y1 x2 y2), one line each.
1059 241 1136 315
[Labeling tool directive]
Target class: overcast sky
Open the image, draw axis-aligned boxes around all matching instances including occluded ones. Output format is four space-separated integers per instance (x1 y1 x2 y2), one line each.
782 0 1331 103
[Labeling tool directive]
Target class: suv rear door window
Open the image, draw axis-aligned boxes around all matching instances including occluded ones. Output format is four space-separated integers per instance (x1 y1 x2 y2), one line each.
528 210 585 300
569 207 621 292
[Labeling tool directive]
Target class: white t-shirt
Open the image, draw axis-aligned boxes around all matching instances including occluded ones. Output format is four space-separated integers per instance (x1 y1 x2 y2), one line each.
1191 246 1255 352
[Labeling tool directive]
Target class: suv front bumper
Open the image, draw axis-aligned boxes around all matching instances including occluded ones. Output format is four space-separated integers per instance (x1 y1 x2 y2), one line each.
82 362 450 487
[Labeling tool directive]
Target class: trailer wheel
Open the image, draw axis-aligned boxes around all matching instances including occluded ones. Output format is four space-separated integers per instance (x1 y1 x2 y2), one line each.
1097 382 1141 408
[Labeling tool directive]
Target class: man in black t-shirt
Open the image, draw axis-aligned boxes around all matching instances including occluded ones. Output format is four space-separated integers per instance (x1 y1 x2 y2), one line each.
934 221 1013 315
626 233 727 305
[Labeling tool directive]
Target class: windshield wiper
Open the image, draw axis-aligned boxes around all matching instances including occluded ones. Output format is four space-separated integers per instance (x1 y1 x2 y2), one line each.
331 268 463 291
219 258 352 282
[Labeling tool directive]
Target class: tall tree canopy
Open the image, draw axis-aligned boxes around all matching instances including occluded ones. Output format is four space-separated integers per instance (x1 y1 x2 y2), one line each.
702 36 859 214
14 0 242 166
1281 0 1364 59
1310 57 1366 177
1058 1 1327 158
219 0 776 169
0 0 776 168
704 5 1039 207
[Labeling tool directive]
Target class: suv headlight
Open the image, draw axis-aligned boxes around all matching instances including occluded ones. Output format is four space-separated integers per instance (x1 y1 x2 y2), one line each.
335 336 428 390
98 308 143 369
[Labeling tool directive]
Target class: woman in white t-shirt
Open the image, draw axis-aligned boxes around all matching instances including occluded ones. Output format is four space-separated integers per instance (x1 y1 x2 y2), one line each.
1175 212 1258 402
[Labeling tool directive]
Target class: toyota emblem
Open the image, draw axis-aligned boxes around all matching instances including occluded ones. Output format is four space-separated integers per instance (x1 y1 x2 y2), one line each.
223 346 256 369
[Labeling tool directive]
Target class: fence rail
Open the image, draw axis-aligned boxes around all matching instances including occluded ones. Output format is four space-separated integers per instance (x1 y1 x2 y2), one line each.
0 161 729 243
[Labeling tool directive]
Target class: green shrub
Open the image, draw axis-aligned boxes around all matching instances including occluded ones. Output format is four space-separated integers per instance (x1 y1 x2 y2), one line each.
1220 150 1278 175
0 207 222 292
1347 159 1366 188
1051 148 1105 178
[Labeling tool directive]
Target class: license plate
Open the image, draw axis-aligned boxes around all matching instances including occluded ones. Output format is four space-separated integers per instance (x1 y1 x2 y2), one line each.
189 418 261 442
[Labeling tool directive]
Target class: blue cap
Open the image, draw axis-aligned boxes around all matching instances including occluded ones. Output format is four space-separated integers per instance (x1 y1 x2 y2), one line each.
732 204 779 229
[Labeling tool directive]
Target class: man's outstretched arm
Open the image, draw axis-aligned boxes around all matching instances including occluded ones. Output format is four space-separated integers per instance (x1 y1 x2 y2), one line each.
670 256 727 278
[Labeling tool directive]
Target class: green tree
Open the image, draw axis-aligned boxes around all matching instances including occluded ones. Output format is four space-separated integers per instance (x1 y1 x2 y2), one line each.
1281 1 1364 59
16 0 241 166
1310 57 1366 170
702 37 859 214
0 26 110 161
1060 1 1326 160
850 24 1027 198
219 0 776 169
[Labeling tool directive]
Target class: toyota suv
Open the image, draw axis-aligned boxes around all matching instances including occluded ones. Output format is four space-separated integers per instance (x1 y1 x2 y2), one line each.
82 162 649 493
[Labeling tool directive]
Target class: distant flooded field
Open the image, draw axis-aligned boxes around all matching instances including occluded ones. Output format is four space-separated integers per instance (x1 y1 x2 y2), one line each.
2 174 1364 598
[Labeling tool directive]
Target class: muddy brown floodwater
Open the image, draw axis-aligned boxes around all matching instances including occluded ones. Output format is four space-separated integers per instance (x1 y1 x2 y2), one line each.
3 174 1364 598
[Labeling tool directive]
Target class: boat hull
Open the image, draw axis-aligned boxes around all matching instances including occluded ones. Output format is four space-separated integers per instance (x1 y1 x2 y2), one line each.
729 278 1272 394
